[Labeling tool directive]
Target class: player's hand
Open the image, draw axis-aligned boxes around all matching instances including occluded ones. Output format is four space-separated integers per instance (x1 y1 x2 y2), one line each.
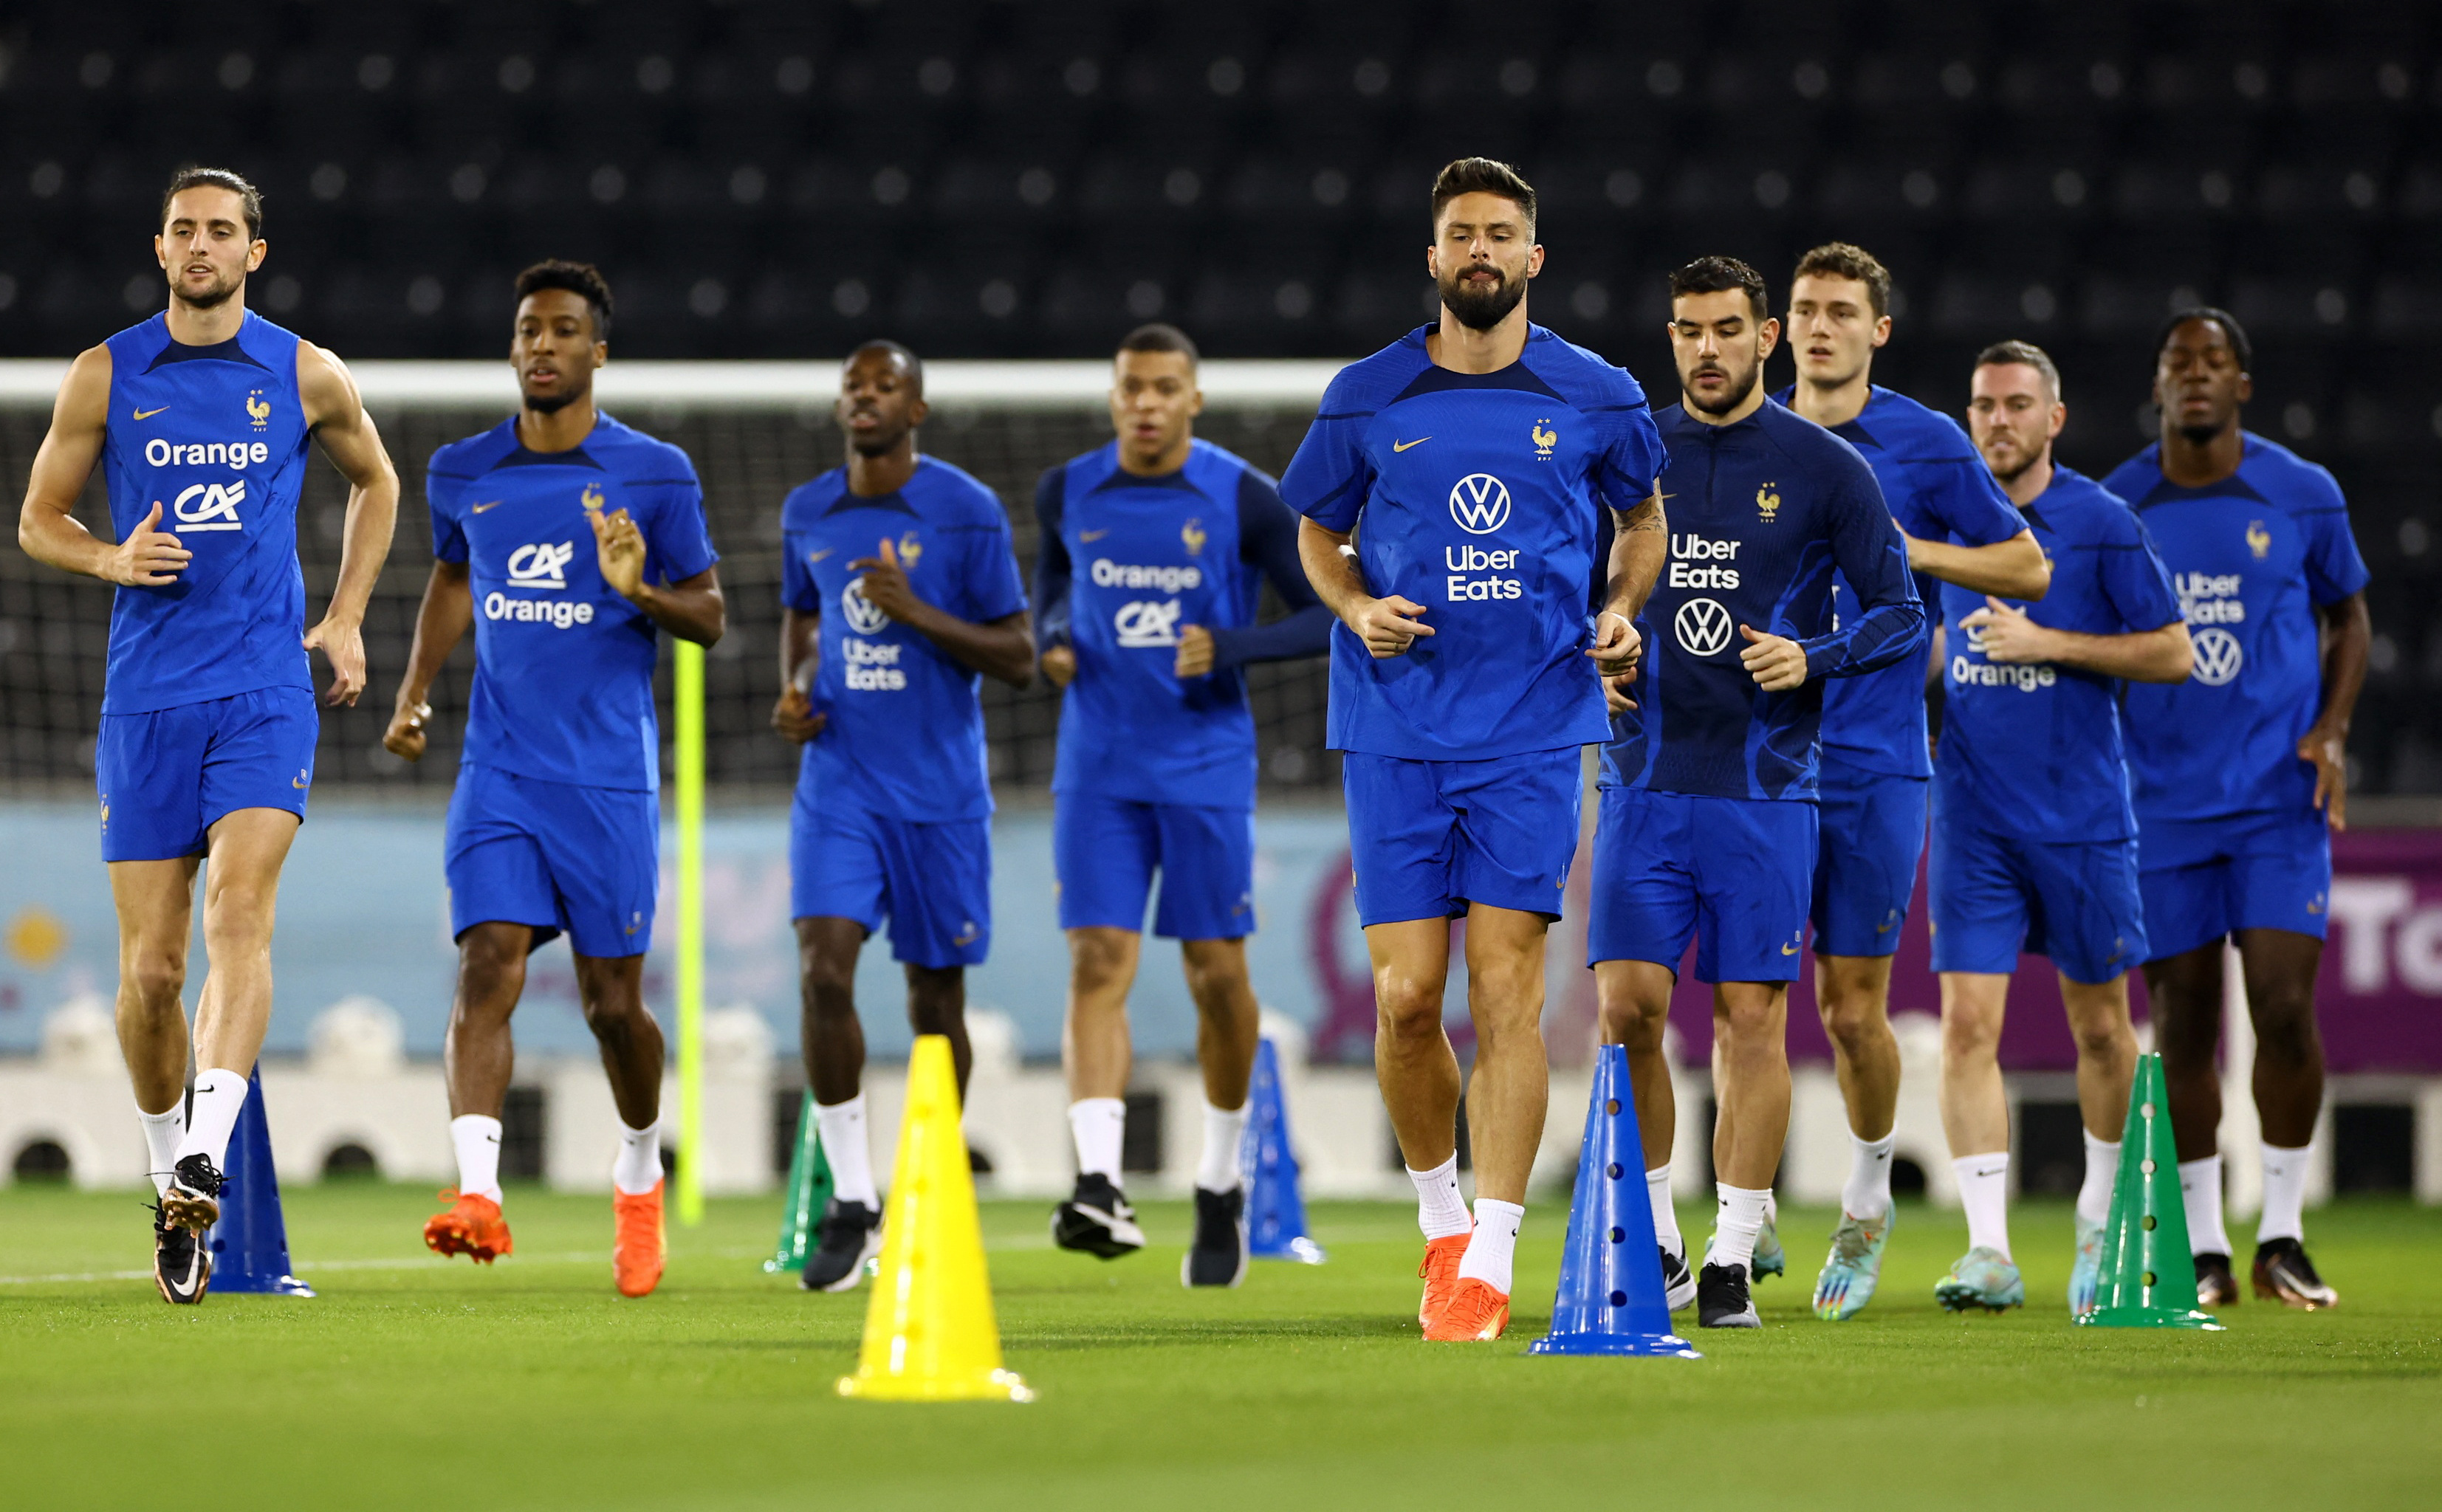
1348 595 1433 659
1174 625 1216 678
1897 520 1928 571
2300 724 2348 831
1040 644 1076 687
304 614 367 706
106 501 191 586
1602 670 1640 715
1959 596 2053 664
588 503 648 600
383 698 431 761
1586 610 1642 678
1738 624 1808 692
772 687 826 744
848 537 923 623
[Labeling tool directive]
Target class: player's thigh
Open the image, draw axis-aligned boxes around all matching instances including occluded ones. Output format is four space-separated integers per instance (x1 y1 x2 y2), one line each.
96 701 208 863
1052 789 1159 933
1810 769 1928 958
1342 752 1463 927
1148 803 1256 941
1446 745 1581 918
106 853 203 975
2023 834 2147 987
790 793 888 935
196 686 319 836
1690 797 1814 986
1927 814 2033 977
1586 786 1701 973
444 766 565 946
532 781 659 959
877 816 991 969
2226 809 2333 944
1362 917 1452 1026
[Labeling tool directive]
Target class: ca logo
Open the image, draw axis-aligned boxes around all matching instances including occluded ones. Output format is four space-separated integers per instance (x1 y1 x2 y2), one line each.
2191 628 2243 686
506 540 575 589
1673 597 1734 656
1448 473 1511 534
171 480 246 532
842 579 890 634
1114 599 1183 647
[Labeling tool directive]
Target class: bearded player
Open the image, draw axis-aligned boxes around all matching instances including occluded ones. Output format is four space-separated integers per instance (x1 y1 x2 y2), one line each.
17 166 399 1305
1283 158 1666 1341
386 261 726 1299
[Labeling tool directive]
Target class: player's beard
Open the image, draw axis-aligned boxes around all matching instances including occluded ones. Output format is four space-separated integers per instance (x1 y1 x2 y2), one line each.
1438 262 1527 331
523 384 585 415
2174 417 2234 447
171 265 244 312
1684 359 1761 417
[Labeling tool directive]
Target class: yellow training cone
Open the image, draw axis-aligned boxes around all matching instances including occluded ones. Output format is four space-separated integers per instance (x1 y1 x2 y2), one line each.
837 1034 1032 1403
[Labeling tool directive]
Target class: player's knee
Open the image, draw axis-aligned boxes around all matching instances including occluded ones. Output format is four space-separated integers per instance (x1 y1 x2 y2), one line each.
580 992 653 1042
1178 940 1247 1001
123 950 186 1009
1941 1006 2003 1065
1600 994 1669 1052
2251 995 2322 1070
798 945 856 1012
1714 995 1786 1056
1373 975 1443 1040
906 968 964 1036
1069 931 1133 992
1817 994 1890 1055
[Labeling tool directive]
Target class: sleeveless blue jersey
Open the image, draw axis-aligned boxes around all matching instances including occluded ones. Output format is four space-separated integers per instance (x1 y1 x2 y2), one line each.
97 310 313 714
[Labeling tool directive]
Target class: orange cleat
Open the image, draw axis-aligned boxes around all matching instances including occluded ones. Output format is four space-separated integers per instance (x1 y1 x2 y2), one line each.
1416 1232 1470 1329
1424 1277 1512 1342
424 1189 512 1264
613 1180 666 1298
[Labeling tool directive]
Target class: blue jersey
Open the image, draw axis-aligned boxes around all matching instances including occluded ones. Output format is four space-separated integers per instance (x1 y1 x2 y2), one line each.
2105 433 2370 826
1281 324 1665 760
1776 385 2026 777
1936 465 2181 842
1034 439 1330 808
97 311 314 714
1603 400 1923 801
780 456 1028 824
428 415 718 793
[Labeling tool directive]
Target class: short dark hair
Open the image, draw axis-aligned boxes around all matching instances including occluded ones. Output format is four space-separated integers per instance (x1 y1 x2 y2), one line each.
1792 241 1893 318
847 338 924 396
1975 339 2063 400
161 166 263 241
2155 306 2252 373
1117 323 1198 367
514 259 614 341
1668 255 1770 322
1430 157 1536 232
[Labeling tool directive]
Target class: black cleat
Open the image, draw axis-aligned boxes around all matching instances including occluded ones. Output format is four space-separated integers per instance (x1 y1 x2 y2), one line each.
1052 1173 1145 1260
2252 1237 2339 1310
1182 1185 1249 1288
1660 1243 1697 1312
151 1201 210 1305
2194 1251 2240 1307
1697 1261 1760 1328
158 1154 223 1234
797 1198 882 1293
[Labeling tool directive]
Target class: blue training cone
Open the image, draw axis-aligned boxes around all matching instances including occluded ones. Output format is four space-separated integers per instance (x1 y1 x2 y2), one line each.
1240 1037 1325 1264
204 1068 314 1296
1529 1045 1696 1358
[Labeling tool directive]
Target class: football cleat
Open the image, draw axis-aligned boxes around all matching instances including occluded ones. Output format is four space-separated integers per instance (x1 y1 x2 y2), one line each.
157 1154 224 1234
1697 1261 1760 1328
1181 1185 1249 1288
612 1181 665 1298
1811 1207 1893 1322
1416 1232 1469 1327
2194 1251 2241 1307
423 1189 514 1263
798 1198 882 1293
1750 1206 1786 1282
1423 1277 1510 1341
1659 1242 1697 1312
2068 1215 2104 1319
1934 1246 2025 1313
2251 1237 2338 1310
1051 1173 1145 1260
152 1201 210 1305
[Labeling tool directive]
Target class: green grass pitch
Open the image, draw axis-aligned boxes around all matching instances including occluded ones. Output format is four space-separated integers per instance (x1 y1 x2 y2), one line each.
4 1183 2438 1511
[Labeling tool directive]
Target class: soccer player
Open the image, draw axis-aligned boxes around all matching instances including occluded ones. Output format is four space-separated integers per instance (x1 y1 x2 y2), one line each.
16 167 399 1305
1595 255 1924 1330
1033 324 1331 1285
385 261 724 1300
1283 158 1667 1342
1778 243 2049 1320
2107 309 2370 1310
1933 342 2192 1316
774 342 1033 1292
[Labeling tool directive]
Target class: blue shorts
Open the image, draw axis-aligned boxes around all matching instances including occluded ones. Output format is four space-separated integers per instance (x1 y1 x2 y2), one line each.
1929 814 2147 985
1811 761 1929 958
96 687 318 862
2136 809 2333 961
792 793 990 969
445 763 659 958
1054 792 1255 940
1342 748 1582 927
1588 788 1816 983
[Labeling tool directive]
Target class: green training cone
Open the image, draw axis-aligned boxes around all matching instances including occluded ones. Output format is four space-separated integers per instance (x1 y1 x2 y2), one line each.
2079 1052 2223 1330
764 1090 835 1274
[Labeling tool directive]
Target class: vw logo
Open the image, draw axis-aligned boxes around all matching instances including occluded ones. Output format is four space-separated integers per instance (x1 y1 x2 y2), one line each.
841 579 889 635
2191 627 2243 686
1447 472 1512 535
1674 597 1734 657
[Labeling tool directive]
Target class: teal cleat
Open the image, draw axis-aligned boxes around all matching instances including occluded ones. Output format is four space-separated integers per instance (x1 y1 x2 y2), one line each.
1750 1208 1786 1282
1811 1207 1894 1321
2068 1216 2103 1319
1935 1246 2026 1313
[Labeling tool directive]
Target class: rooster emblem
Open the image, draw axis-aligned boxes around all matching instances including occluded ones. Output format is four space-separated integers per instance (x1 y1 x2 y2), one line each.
245 392 270 429
1181 517 1206 555
2246 520 2271 560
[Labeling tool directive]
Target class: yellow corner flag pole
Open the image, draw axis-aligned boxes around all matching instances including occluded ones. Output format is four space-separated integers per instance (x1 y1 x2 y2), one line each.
676 638 706 1227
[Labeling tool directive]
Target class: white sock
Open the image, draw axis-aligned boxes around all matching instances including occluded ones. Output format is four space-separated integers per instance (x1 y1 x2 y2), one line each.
449 1114 504 1203
613 1120 662 1196
1843 1129 1897 1221
1954 1153 2011 1260
1647 1165 1681 1256
2257 1144 2311 1245
2077 1133 2119 1226
1196 1100 1248 1193
1457 1197 1523 1293
815 1093 879 1208
2179 1155 2232 1255
174 1068 247 1172
1707 1183 1772 1272
1407 1155 1471 1240
1069 1097 1126 1183
137 1101 185 1198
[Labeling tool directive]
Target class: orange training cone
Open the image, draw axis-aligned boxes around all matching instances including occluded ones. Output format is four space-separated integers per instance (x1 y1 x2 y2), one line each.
836 1034 1032 1402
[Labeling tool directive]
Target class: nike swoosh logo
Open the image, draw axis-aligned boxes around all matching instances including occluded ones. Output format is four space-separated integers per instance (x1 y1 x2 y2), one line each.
810 548 834 562
1781 943 1800 955
1079 529 1110 541
292 777 309 789
1974 1167 2006 1179
469 500 503 514
1876 921 1896 933
1391 436 1431 452
132 406 169 421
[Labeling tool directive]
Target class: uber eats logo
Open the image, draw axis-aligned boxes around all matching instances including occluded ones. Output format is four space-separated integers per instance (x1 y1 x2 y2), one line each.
1444 475 1523 602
